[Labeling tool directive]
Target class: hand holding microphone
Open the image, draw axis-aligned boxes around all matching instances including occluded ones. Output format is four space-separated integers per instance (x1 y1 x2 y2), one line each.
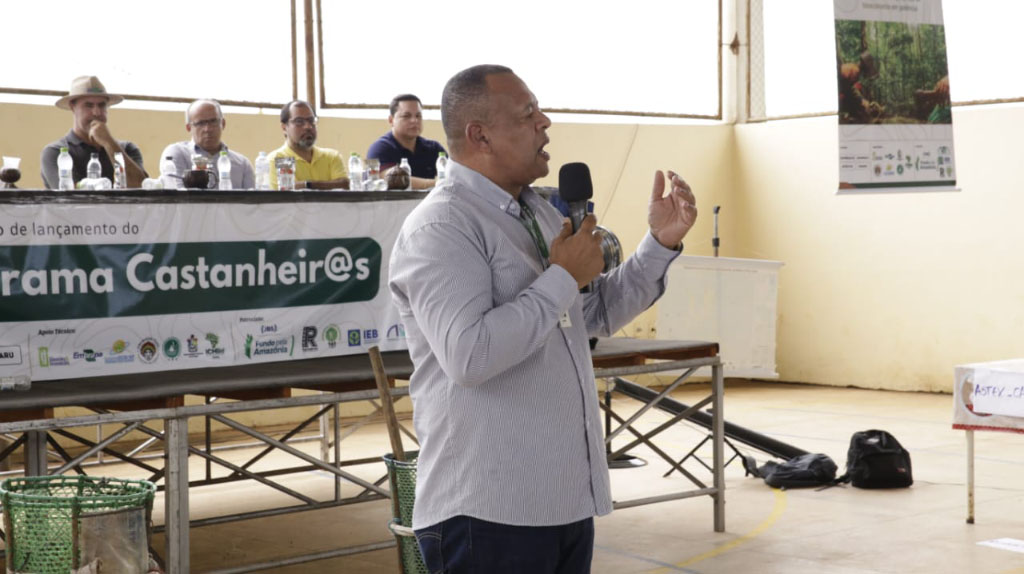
551 162 603 291
549 214 604 290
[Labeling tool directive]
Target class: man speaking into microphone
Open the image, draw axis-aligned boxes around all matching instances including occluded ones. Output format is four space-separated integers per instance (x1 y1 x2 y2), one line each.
388 64 697 574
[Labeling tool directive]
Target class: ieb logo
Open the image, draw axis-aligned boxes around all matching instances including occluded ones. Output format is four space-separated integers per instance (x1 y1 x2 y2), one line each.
347 329 361 347
38 347 50 367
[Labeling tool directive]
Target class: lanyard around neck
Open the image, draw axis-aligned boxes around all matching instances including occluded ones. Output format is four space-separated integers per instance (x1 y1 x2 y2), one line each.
517 199 549 263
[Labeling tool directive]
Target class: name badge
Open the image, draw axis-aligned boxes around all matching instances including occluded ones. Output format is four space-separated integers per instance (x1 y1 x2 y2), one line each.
559 311 573 329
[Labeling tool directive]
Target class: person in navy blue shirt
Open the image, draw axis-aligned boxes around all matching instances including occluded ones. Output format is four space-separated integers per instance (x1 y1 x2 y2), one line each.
367 94 447 190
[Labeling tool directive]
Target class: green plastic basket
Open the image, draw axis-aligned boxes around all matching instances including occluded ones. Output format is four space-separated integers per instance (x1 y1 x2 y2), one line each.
1 475 155 574
383 452 427 574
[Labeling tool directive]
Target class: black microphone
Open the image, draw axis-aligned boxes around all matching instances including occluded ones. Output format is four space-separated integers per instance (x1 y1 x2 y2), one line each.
559 162 593 234
559 162 594 293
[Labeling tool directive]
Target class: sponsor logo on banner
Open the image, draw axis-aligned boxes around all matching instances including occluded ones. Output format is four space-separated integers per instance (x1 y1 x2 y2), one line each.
386 323 406 340
73 349 103 362
347 329 361 347
205 333 225 358
184 334 202 358
363 329 379 345
138 338 159 364
0 345 22 366
302 326 318 352
163 337 181 360
105 339 135 364
244 334 294 359
37 346 69 367
323 325 340 349
0 239 382 322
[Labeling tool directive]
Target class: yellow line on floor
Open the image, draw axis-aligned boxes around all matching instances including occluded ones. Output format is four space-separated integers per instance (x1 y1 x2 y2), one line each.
647 489 787 573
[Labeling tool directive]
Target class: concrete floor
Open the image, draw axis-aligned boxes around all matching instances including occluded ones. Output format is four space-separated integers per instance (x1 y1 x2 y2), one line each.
132 381 1024 572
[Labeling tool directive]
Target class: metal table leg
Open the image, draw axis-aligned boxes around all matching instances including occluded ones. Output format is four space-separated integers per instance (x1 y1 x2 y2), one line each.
966 430 975 524
712 360 725 532
24 430 47 476
166 416 191 574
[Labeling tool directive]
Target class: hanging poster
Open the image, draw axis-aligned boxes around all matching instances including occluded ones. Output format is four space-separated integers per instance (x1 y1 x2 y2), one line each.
834 0 956 192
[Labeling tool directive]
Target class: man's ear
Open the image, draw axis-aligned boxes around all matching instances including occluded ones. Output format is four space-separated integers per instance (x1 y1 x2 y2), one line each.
466 123 489 152
388 115 396 128
185 123 193 135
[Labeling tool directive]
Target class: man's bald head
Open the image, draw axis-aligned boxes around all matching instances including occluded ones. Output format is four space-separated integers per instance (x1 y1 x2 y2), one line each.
440 64 513 156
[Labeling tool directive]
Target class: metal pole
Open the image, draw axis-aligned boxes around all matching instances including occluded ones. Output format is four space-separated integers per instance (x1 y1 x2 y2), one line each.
712 360 726 532
165 417 191 574
966 429 975 524
24 431 47 476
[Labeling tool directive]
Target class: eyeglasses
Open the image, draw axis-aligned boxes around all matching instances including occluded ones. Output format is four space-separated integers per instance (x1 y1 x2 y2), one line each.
288 117 319 127
190 118 221 129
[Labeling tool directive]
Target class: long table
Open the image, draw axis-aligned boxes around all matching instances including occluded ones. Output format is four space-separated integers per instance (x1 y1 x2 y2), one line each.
0 337 722 573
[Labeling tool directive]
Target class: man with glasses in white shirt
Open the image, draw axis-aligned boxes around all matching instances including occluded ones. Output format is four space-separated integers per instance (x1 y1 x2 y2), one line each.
160 99 255 189
267 100 348 190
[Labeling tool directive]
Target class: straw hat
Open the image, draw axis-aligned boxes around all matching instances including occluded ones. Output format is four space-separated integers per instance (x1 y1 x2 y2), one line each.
55 76 124 110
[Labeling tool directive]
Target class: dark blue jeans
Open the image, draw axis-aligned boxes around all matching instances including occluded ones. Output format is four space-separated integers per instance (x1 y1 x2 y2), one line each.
415 515 594 574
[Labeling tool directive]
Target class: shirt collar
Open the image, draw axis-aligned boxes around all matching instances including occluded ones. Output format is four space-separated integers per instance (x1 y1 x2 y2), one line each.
447 159 536 219
278 143 321 164
191 141 228 156
387 131 422 151
65 130 91 148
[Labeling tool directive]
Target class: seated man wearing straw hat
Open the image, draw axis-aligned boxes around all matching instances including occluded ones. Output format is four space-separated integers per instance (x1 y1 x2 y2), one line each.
40 76 147 189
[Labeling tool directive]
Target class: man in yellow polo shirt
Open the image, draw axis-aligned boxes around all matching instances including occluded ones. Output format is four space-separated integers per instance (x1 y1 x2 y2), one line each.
268 100 349 190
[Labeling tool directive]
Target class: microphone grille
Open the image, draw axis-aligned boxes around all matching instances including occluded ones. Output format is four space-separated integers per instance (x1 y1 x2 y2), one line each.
558 162 593 202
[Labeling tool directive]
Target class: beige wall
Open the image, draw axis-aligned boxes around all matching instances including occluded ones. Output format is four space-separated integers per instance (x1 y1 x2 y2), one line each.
734 106 1024 392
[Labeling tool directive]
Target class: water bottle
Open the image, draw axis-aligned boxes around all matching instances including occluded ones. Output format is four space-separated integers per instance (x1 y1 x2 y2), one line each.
86 152 101 180
218 151 232 190
113 152 126 189
398 158 412 191
348 153 363 191
435 152 448 185
57 146 74 190
254 151 270 190
160 156 179 189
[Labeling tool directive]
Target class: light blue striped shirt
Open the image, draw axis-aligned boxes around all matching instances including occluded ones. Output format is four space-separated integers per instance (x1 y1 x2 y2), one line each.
388 160 680 529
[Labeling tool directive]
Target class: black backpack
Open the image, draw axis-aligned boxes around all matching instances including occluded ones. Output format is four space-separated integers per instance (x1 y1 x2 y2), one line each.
748 453 838 489
837 430 913 489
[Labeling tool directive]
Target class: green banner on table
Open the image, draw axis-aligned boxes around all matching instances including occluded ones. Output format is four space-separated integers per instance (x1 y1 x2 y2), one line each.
0 198 419 381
